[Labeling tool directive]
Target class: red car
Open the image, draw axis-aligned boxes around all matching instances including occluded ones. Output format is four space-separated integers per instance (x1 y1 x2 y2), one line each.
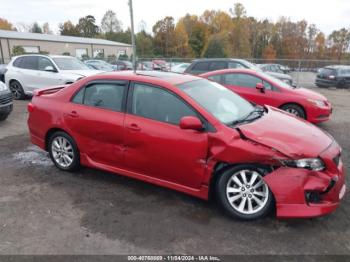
27 71 346 220
199 69 332 124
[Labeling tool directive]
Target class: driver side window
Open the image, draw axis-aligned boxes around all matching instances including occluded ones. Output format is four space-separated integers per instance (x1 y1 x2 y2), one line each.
131 83 197 125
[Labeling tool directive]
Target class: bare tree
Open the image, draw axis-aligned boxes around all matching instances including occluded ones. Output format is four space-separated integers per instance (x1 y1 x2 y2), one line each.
101 10 122 33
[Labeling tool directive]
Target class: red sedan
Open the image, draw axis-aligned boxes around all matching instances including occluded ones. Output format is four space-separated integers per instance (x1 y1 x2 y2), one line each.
199 69 332 124
27 71 345 220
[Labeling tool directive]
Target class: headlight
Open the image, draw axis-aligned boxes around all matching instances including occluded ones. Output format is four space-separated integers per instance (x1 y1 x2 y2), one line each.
280 158 325 171
307 98 326 108
0 82 8 91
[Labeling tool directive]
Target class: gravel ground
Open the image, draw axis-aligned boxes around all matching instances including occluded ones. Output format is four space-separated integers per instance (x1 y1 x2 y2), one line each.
0 86 349 255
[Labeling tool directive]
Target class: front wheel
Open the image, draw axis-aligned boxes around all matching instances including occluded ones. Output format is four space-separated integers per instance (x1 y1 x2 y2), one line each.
280 104 306 119
48 131 80 171
215 165 274 220
0 113 9 121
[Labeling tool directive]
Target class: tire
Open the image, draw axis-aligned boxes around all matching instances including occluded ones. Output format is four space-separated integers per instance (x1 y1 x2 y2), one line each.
280 104 306 119
215 165 274 220
48 131 80 171
0 113 9 121
337 79 346 89
9 80 25 100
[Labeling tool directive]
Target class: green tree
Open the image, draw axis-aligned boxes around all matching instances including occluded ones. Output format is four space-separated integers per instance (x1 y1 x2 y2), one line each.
153 16 176 57
12 46 25 56
77 15 99 38
136 30 154 57
31 22 42 33
203 34 228 58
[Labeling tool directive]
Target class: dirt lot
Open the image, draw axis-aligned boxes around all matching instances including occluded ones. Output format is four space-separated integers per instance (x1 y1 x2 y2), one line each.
0 87 349 255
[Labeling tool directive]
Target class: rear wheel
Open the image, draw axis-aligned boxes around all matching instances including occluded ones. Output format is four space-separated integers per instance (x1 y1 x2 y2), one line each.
9 80 25 100
48 131 80 171
280 104 306 119
215 165 273 220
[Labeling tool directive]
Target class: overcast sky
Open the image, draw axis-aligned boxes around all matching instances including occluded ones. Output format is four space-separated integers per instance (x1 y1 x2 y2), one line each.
1 0 349 35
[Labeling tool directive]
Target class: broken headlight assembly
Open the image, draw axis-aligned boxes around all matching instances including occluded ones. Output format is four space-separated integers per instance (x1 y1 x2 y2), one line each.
280 158 325 171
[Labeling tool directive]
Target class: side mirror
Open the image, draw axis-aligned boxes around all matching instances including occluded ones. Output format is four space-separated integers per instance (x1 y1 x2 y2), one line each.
179 116 203 131
44 65 56 72
256 82 265 93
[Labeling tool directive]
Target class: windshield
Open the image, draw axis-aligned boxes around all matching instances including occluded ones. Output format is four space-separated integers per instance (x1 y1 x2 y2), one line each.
178 79 255 125
53 57 90 70
88 61 113 71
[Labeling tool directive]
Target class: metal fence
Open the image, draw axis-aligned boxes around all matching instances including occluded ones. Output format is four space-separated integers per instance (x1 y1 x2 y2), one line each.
133 58 350 88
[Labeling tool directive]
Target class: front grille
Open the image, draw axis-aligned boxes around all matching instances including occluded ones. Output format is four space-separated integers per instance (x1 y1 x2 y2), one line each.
0 93 13 105
333 154 341 167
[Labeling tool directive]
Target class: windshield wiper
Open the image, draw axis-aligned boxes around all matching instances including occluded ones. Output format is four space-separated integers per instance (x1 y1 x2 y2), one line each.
229 106 265 126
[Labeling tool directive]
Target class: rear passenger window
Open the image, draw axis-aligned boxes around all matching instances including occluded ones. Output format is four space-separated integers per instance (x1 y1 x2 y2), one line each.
209 61 227 71
21 56 39 70
191 62 210 73
131 83 197 125
228 62 246 69
13 57 23 68
208 74 222 83
72 82 126 112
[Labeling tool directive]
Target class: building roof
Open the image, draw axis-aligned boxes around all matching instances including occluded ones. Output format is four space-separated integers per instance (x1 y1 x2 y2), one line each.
0 29 132 47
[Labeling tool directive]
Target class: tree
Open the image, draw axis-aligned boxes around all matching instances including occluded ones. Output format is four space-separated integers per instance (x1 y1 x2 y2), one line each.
59 21 80 36
31 22 42 33
105 29 131 44
101 10 122 33
204 34 228 58
153 16 177 57
328 28 350 60
42 22 52 34
262 44 277 59
77 15 99 37
12 46 25 56
136 30 154 57
230 3 246 19
0 18 15 30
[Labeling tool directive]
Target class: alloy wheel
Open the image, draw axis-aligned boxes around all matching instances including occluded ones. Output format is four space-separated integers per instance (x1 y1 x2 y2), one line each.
285 108 300 117
226 170 269 215
51 136 74 168
10 82 23 99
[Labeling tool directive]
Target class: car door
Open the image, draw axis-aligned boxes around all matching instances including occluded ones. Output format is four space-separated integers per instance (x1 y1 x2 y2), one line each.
64 80 128 168
17 56 40 91
37 56 63 87
123 82 209 189
221 73 280 107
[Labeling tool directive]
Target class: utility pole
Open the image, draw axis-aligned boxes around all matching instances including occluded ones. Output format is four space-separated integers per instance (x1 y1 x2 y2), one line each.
128 0 136 73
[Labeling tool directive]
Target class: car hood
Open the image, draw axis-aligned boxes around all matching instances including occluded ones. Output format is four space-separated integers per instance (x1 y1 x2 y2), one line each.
289 87 328 101
238 106 333 158
267 72 292 80
60 70 104 77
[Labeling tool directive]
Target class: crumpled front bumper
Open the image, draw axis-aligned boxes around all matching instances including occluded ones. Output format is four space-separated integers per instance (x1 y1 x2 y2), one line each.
264 142 346 218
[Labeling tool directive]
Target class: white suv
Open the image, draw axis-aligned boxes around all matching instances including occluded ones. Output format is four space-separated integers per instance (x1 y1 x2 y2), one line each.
5 55 103 99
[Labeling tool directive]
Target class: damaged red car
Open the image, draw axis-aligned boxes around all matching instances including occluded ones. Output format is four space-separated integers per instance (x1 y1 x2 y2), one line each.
27 71 346 220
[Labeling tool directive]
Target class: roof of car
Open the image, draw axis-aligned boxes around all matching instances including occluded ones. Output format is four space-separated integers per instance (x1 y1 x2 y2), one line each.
99 70 201 85
191 58 247 63
324 65 350 69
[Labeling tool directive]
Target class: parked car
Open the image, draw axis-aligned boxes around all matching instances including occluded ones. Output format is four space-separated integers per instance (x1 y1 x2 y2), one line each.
0 81 13 121
258 63 290 74
5 55 102 99
315 65 350 88
200 69 332 123
0 64 7 83
171 63 190 73
27 71 345 220
84 60 117 71
185 59 294 86
111 60 133 70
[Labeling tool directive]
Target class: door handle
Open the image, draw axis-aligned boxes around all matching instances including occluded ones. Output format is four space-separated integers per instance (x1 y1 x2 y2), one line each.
128 123 141 131
68 111 79 118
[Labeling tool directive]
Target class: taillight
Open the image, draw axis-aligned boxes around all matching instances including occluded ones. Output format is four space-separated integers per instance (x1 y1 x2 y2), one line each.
27 102 35 113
